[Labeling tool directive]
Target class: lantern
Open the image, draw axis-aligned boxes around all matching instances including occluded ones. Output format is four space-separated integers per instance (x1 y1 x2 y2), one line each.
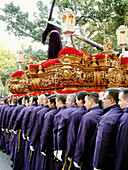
116 25 128 46
16 50 24 71
62 9 76 46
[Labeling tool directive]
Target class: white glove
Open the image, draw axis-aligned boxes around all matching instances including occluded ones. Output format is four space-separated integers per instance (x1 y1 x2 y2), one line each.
41 152 46 156
94 168 101 170
1 128 4 131
27 136 30 141
22 134 26 140
6 129 9 133
68 157 71 161
73 162 81 168
54 150 57 157
57 150 63 161
13 130 18 135
30 145 34 151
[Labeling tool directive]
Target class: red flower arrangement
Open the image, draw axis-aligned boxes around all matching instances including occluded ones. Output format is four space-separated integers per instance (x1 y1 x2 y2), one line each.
11 71 24 77
41 58 61 68
120 57 128 65
95 54 105 60
29 65 39 69
58 47 82 57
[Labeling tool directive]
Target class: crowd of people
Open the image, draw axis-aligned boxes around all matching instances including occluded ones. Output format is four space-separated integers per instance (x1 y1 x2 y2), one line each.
0 88 128 170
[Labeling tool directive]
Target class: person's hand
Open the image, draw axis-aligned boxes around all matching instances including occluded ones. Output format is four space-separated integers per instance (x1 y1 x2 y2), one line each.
22 134 26 140
40 152 46 156
13 130 18 135
30 145 34 151
54 150 57 157
27 136 30 141
94 167 101 170
57 150 63 161
73 162 80 168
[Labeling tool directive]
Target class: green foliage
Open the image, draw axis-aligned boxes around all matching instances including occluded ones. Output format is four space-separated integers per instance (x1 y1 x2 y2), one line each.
0 0 128 56
0 1 49 42
22 45 47 64
0 45 18 88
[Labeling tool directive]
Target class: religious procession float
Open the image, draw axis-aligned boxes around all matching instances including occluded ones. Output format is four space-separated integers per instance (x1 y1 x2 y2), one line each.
8 9 128 97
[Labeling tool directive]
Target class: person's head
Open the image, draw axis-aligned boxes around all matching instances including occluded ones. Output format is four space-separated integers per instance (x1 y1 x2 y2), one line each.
103 88 119 109
0 98 4 104
29 96 38 106
85 92 99 110
118 88 128 109
66 94 76 108
56 94 67 109
4 98 8 104
99 91 105 101
76 91 88 107
22 96 29 105
42 93 50 106
12 98 17 106
8 98 12 105
17 97 23 105
38 94 44 105
47 94 56 108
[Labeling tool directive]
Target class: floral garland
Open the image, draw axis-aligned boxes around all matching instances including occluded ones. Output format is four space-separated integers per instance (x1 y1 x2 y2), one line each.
41 58 61 68
29 65 39 69
58 47 105 60
11 71 24 77
120 57 128 65
58 47 82 57
95 54 105 60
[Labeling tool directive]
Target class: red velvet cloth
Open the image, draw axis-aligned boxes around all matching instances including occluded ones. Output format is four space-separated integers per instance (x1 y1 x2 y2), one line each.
120 57 128 65
11 71 24 77
29 65 39 69
41 58 61 68
9 89 102 98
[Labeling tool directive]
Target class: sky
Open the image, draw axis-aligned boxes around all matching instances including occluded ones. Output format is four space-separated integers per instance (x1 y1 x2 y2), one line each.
0 0 50 51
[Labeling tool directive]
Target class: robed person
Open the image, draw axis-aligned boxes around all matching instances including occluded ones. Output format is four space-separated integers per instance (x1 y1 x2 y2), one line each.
56 94 78 169
73 92 103 170
53 94 67 170
35 95 58 170
22 96 38 168
93 88 123 170
41 24 62 60
115 88 128 170
65 91 88 170
25 94 50 170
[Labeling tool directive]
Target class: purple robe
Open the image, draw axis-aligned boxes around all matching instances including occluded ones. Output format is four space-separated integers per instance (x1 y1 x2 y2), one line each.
57 105 78 169
0 104 9 150
30 105 50 147
93 104 123 170
67 106 87 159
22 104 37 167
73 106 103 170
115 107 128 170
25 105 49 170
57 105 78 151
41 24 62 59
13 105 27 131
27 104 44 139
53 105 67 170
35 107 58 170
8 104 26 130
4 105 17 153
9 104 26 162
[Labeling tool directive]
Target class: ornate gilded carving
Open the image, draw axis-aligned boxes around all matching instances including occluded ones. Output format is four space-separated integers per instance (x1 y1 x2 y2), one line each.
8 43 128 95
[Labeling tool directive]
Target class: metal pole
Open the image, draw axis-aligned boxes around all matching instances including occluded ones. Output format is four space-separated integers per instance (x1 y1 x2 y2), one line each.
48 0 56 21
